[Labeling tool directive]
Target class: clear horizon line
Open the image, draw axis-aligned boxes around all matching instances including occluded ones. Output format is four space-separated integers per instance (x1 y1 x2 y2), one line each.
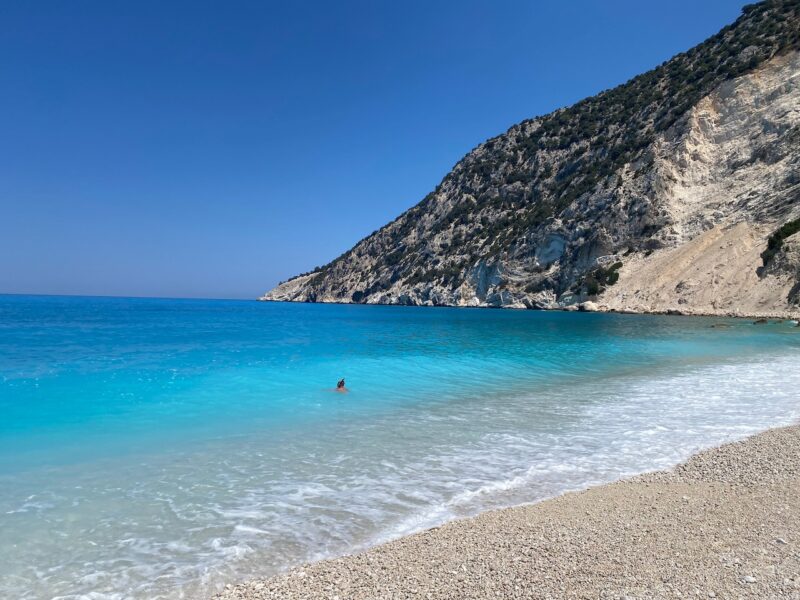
0 291 257 302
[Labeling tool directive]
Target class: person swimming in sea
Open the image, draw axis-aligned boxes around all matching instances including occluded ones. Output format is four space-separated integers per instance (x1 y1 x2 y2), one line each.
336 378 347 392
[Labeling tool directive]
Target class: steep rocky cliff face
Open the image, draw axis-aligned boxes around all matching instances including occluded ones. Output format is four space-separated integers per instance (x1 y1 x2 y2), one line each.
264 1 800 317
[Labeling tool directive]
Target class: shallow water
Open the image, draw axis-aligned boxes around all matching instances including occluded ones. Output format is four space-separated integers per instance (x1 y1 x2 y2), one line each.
1 296 798 599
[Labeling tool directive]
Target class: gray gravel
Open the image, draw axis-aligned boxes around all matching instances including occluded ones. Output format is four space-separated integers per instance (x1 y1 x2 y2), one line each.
214 426 800 599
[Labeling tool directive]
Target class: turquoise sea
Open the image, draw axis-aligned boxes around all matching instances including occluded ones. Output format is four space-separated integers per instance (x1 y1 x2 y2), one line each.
1 295 799 599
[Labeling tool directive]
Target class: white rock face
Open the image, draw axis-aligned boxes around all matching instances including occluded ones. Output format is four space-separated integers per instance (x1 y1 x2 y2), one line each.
602 51 800 317
654 51 800 243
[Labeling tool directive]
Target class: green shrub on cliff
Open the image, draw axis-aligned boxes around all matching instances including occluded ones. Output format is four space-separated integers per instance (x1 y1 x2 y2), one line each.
579 261 624 296
761 217 800 267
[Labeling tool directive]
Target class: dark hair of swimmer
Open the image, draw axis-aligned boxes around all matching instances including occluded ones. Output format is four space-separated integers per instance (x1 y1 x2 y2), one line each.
337 378 345 389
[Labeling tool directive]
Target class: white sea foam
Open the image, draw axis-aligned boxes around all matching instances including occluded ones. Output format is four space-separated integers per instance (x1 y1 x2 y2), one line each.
1 353 799 599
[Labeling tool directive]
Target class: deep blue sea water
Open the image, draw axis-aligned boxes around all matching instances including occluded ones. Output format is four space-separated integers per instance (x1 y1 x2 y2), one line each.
1 295 799 599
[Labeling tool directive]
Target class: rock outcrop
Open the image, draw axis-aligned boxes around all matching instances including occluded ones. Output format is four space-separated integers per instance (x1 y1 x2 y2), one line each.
263 1 800 317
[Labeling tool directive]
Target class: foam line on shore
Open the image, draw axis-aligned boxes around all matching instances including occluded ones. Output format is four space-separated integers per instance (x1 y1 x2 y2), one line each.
216 424 800 599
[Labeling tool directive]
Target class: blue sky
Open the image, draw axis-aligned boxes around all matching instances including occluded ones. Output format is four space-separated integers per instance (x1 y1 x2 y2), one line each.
1 0 748 299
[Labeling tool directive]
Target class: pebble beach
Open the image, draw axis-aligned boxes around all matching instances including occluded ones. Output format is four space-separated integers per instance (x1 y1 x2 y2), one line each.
216 425 800 599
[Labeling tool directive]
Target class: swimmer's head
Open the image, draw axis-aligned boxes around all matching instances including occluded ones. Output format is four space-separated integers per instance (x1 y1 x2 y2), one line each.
337 378 345 389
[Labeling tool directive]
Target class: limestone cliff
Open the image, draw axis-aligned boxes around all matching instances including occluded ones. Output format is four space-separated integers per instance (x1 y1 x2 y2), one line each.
263 1 800 317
